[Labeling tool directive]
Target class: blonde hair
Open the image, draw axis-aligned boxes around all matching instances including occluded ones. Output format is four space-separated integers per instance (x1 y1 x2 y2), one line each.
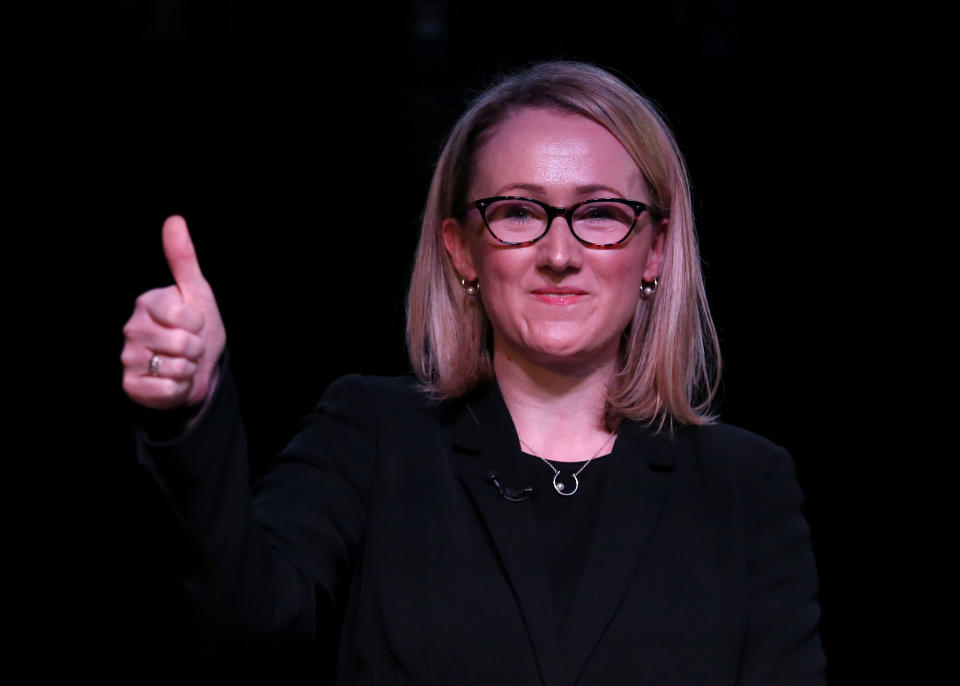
406 61 720 427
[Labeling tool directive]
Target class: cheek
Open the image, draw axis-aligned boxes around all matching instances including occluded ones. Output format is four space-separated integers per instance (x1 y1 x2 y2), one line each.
476 262 517 321
602 257 645 319
472 247 524 293
471 251 532 331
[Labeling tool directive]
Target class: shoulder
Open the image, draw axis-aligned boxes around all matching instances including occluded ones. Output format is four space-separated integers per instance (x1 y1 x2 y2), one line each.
321 374 430 408
676 422 802 503
285 374 441 465
684 422 789 466
682 422 805 525
315 374 444 429
685 422 781 452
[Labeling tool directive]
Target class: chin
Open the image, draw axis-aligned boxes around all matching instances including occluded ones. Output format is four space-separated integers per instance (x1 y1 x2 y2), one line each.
524 338 612 371
495 322 621 372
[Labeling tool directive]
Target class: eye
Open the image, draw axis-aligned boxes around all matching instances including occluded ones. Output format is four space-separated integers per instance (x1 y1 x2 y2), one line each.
575 202 634 225
486 200 546 224
583 206 617 220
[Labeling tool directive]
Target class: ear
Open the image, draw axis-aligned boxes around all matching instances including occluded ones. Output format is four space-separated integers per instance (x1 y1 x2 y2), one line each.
441 217 478 281
642 218 667 281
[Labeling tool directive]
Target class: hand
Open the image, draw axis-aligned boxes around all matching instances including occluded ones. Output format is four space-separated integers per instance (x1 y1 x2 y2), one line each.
122 216 227 410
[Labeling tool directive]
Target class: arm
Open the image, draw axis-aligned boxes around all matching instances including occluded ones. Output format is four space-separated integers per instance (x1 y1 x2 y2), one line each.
736 443 826 685
134 360 376 652
123 216 373 653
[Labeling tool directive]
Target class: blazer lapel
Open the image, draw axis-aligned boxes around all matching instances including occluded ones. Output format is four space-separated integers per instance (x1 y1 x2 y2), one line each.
564 419 675 683
449 382 564 686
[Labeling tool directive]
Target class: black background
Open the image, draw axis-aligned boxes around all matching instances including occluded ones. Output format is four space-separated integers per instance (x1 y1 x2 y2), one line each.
38 1 894 681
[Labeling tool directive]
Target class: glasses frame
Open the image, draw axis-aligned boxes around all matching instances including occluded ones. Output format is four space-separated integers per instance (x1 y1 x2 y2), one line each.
462 196 653 249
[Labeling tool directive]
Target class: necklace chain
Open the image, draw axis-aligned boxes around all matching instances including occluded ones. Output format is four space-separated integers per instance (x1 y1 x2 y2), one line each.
518 430 615 496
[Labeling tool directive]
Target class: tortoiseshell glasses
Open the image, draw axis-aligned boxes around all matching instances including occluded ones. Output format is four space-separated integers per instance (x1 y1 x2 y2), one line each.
462 196 656 248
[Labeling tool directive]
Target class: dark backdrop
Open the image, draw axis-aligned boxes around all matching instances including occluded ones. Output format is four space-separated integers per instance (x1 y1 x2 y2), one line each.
51 1 886 681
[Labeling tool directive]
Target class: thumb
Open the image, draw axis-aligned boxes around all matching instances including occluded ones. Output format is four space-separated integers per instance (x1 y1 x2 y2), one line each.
162 215 209 302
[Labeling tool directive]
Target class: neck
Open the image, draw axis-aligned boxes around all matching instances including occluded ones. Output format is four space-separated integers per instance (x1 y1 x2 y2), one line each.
493 344 619 463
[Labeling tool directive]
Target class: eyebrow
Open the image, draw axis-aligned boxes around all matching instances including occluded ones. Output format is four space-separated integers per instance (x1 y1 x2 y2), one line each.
495 183 629 198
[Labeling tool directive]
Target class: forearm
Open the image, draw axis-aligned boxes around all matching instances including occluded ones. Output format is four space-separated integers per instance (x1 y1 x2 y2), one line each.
133 354 316 649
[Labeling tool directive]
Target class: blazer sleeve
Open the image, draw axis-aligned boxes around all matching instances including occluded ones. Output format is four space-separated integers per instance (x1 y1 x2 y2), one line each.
134 358 377 653
733 440 826 685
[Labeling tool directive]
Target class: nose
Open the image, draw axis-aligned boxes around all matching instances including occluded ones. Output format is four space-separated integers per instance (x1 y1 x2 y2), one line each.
535 214 583 273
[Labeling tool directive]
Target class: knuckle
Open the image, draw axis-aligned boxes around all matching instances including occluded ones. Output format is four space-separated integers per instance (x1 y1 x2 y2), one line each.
152 300 174 321
155 305 176 325
124 310 147 333
167 302 186 321
122 375 145 401
119 346 137 367
157 378 178 396
187 335 207 360
122 324 145 345
135 288 163 307
193 309 206 332
183 359 200 378
169 330 191 355
169 358 195 379
173 303 203 331
122 317 152 343
145 287 184 319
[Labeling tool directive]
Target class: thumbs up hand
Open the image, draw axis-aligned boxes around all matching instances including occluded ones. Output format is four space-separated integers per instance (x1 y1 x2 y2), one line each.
122 216 227 410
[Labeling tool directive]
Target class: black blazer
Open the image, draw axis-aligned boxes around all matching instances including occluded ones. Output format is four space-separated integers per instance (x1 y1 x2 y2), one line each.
136 362 825 685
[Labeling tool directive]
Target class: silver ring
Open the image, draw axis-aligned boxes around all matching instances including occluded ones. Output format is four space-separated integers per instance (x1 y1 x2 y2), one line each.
148 354 162 376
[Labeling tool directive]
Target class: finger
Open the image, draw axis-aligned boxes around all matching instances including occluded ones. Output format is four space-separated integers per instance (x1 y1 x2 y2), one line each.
162 215 209 303
130 351 199 381
143 288 205 333
122 374 192 410
127 325 207 361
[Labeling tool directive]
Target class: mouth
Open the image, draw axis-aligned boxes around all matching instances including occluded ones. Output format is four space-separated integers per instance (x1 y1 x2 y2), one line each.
531 288 587 304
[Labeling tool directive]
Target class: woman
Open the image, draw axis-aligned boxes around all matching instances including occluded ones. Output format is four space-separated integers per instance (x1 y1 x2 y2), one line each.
122 62 825 684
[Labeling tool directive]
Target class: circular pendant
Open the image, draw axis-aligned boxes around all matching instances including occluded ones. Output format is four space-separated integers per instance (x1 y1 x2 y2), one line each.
553 471 579 496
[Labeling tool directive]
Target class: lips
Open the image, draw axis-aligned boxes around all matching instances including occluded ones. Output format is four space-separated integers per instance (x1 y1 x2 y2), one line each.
531 287 588 296
531 287 587 304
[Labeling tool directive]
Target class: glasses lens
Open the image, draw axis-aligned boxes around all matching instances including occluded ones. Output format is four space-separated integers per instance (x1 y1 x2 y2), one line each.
572 201 637 245
484 199 548 243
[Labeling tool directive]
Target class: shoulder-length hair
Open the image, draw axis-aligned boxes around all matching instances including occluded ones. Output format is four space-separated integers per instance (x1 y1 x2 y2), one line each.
406 61 720 427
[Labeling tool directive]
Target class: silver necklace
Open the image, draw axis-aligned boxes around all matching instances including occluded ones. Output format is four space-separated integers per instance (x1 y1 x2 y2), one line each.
518 430 615 496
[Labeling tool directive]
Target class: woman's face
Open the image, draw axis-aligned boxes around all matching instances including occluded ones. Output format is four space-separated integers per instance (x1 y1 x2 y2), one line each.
443 107 665 373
